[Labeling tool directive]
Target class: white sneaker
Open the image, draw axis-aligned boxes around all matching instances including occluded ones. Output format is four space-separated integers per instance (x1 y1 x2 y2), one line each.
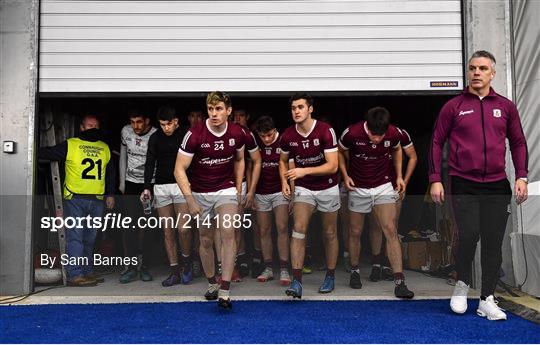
450 280 470 314
477 295 507 321
257 267 274 282
279 269 291 286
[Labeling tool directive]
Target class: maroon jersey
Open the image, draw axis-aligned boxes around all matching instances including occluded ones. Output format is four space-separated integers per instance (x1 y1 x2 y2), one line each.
255 132 282 194
241 125 259 181
280 120 338 191
389 127 413 187
339 121 401 189
241 126 259 154
179 120 245 193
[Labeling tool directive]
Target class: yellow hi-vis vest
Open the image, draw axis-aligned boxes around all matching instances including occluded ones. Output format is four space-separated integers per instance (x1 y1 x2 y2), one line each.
64 137 111 199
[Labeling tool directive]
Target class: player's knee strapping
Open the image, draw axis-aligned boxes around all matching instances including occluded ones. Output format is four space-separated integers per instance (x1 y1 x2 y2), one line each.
291 231 306 240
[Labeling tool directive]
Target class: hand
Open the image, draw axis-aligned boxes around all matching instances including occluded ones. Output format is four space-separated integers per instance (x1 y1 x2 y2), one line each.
515 179 528 205
243 192 255 209
399 184 407 201
140 189 152 202
430 182 445 205
119 182 125 194
344 176 355 191
282 183 292 200
106 196 115 210
187 199 203 217
395 177 406 195
285 168 306 181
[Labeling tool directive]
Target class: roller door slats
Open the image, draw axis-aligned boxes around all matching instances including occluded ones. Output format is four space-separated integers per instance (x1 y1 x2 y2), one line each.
41 13 460 27
40 78 464 92
42 1 461 14
40 52 463 66
40 38 462 53
39 0 463 92
40 26 462 40
40 65 463 79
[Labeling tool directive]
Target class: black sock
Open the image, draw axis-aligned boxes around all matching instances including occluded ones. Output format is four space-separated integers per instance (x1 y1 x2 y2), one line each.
170 264 180 276
326 269 335 278
253 249 262 263
237 252 248 266
372 253 383 265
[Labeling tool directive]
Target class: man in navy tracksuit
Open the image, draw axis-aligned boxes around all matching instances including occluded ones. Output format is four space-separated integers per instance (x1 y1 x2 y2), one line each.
429 50 528 321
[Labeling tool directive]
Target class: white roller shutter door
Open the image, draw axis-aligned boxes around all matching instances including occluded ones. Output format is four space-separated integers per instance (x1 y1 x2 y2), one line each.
39 0 464 93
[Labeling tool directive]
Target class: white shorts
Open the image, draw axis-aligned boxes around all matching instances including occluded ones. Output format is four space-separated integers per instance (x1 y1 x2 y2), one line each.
348 182 399 213
294 185 341 213
193 187 239 219
255 192 289 212
153 183 186 208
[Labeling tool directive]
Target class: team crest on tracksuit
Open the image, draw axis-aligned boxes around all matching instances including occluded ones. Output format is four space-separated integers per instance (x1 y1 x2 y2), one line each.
493 109 502 118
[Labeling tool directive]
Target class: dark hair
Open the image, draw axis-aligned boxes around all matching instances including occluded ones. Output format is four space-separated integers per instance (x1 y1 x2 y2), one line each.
255 116 275 133
127 107 148 120
470 50 496 66
289 92 313 107
365 107 390 135
156 105 177 122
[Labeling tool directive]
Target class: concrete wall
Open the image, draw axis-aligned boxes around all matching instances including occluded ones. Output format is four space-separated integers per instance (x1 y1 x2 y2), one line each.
0 0 39 295
463 0 516 288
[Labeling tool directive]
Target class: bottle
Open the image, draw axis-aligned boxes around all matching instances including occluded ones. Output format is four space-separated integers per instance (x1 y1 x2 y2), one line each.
142 195 152 215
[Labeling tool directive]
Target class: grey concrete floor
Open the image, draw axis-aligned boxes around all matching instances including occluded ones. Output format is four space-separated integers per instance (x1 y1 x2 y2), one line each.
17 263 478 305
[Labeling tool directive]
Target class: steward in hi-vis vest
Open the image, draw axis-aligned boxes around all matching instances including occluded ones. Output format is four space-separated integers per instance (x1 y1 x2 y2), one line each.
39 115 116 287
64 137 111 199
39 126 116 200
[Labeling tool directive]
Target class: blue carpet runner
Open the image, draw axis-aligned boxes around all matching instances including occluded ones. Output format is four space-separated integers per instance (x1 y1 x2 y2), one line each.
1 300 538 343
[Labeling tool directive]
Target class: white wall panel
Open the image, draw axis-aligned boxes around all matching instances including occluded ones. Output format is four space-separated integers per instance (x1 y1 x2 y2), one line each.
39 0 464 92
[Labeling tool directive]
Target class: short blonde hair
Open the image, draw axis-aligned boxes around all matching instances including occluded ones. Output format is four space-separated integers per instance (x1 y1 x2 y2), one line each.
206 91 232 108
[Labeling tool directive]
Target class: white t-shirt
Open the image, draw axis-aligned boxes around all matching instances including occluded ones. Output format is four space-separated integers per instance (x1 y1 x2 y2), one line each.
121 124 157 184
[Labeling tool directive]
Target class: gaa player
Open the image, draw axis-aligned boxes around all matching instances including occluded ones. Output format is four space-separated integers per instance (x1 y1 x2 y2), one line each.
368 126 417 282
280 93 340 298
174 91 245 310
214 109 261 281
141 106 192 286
254 116 291 285
338 107 414 299
119 109 157 284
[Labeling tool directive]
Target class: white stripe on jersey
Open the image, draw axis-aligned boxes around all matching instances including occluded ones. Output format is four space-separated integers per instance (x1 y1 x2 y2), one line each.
402 129 412 142
181 131 192 151
339 127 350 149
249 132 259 152
178 148 194 157
329 128 337 146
